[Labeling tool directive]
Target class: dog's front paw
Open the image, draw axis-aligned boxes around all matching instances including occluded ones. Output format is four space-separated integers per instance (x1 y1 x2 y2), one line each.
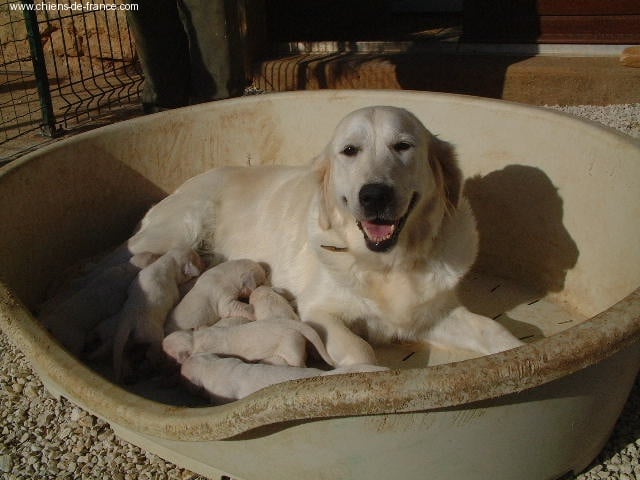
331 339 378 367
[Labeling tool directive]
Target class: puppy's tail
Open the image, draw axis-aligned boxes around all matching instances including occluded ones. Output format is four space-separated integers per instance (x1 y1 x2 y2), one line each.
296 322 336 368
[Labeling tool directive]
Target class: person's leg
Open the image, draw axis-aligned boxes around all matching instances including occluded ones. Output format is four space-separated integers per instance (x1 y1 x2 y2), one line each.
126 0 190 112
177 0 246 102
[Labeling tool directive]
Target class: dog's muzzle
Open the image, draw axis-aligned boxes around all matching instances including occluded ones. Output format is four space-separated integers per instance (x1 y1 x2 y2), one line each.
357 183 418 252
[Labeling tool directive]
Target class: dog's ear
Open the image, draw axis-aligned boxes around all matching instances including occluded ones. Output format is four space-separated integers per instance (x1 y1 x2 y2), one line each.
311 150 333 230
429 136 462 213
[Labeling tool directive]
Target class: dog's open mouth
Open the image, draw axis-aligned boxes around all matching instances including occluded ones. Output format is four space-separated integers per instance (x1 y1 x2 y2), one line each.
357 193 419 252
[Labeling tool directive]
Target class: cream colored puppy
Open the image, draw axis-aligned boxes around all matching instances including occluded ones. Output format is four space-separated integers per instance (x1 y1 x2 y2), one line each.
40 252 157 355
249 285 335 365
162 318 333 367
165 259 265 334
249 285 298 323
127 106 523 368
111 247 203 380
162 286 336 367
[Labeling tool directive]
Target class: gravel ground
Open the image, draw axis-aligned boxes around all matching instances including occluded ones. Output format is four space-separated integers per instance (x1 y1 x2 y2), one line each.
0 102 639 480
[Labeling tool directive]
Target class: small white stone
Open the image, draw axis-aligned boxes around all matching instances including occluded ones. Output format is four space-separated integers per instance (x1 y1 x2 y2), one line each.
70 408 82 422
0 453 13 473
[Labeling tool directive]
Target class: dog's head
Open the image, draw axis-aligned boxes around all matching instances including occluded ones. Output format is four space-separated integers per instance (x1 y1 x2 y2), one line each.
314 106 461 255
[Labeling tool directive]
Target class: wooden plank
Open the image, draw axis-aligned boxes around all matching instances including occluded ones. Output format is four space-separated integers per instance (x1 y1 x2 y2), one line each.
538 15 640 44
536 0 640 16
463 1 640 44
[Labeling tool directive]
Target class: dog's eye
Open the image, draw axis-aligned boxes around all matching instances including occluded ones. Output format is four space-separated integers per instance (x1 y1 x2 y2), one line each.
393 141 413 152
341 145 360 157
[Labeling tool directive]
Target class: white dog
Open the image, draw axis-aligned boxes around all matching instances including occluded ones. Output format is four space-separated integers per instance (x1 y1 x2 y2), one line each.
111 247 203 380
126 106 523 367
165 259 266 334
249 285 298 323
162 319 334 367
40 252 158 355
163 286 335 368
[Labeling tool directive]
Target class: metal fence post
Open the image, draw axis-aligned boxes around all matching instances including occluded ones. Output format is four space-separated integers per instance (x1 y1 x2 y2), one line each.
22 0 59 137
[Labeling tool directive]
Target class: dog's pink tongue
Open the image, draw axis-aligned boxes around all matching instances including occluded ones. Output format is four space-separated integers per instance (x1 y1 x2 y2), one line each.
362 221 395 241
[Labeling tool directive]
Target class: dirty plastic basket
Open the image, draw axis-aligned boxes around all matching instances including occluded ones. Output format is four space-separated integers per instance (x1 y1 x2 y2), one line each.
1 91 639 480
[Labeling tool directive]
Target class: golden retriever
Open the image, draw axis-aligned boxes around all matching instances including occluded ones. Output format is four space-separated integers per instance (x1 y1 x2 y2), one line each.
126 106 523 367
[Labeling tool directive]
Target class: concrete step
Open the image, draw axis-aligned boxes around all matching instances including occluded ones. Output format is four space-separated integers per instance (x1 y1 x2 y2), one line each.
253 53 640 106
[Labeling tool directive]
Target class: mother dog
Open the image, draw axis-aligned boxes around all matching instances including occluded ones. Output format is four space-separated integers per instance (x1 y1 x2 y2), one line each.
124 106 523 366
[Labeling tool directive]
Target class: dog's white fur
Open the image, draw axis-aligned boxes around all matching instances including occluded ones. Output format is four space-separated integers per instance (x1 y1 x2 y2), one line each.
127 106 523 367
165 259 265 334
111 247 203 380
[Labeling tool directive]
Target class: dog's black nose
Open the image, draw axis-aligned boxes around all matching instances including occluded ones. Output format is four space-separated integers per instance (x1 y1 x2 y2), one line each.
359 183 394 215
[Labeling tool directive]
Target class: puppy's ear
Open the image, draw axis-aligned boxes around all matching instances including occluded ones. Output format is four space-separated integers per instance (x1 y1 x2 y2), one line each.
429 136 462 212
311 150 333 230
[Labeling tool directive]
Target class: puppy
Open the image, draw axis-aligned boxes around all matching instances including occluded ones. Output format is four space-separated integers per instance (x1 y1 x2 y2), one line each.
249 285 335 365
40 252 157 355
162 316 334 367
126 106 523 368
249 285 298 323
111 247 203 381
164 286 335 367
165 259 266 333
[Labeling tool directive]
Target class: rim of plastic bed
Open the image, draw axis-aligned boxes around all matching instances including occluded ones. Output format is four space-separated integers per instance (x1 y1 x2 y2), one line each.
1 282 639 441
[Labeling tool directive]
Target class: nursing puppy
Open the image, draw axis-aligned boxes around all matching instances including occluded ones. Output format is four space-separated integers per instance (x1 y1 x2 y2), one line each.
127 106 523 367
111 247 203 380
162 319 333 367
165 259 266 334
40 252 158 355
163 286 334 367
250 285 335 365
249 285 298 323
